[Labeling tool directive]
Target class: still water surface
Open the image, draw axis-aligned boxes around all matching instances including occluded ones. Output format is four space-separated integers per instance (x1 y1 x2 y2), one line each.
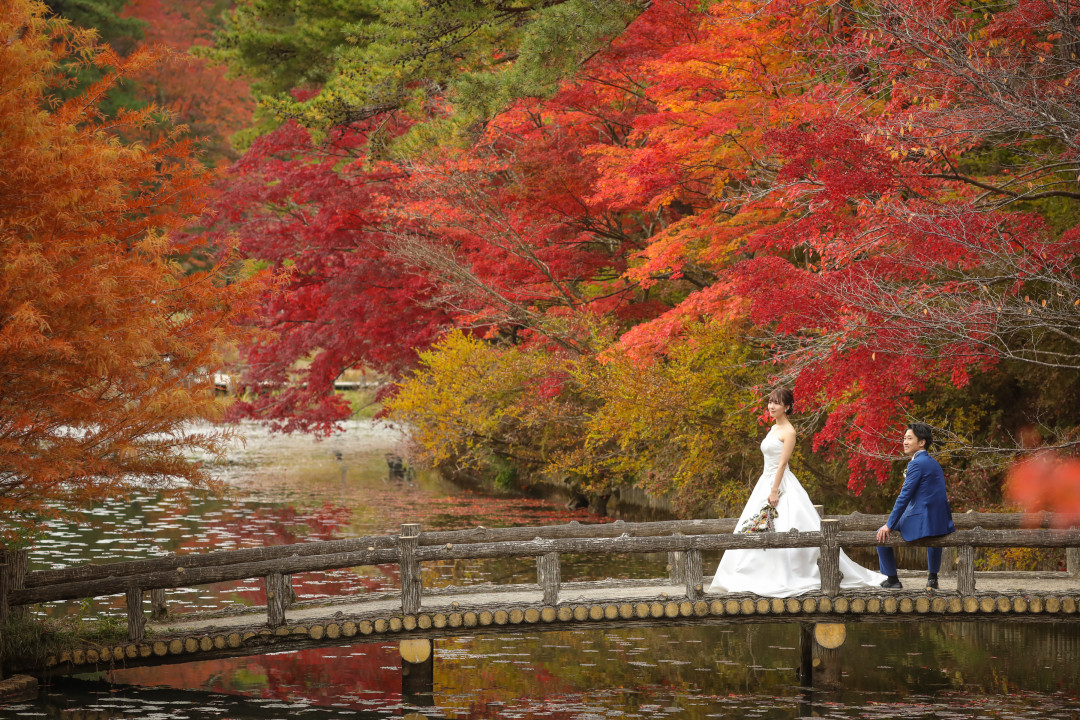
5 421 1080 718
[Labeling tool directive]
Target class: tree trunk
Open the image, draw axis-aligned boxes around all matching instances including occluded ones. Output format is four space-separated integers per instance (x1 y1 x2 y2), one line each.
0 562 8 624
0 550 27 620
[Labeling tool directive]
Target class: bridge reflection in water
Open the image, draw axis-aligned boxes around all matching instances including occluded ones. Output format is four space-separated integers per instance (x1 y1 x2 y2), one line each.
389 621 1080 719
400 639 435 710
14 620 1080 719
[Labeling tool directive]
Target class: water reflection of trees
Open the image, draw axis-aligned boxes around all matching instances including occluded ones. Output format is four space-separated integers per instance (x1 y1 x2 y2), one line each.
37 675 400 719
30 481 614 621
111 643 403 707
49 621 1080 720
434 622 1080 718
422 552 668 589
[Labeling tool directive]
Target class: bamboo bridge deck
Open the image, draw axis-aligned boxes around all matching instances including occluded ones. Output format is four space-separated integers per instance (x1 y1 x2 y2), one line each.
2 511 1078 677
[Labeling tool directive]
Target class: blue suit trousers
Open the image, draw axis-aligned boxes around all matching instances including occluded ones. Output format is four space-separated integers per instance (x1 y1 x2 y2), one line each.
877 545 942 577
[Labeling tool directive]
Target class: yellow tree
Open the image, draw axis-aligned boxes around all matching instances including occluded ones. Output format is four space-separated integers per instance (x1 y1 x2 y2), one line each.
388 323 772 516
567 321 768 516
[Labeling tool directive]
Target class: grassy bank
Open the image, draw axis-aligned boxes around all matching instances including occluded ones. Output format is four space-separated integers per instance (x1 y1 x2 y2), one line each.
1 612 131 673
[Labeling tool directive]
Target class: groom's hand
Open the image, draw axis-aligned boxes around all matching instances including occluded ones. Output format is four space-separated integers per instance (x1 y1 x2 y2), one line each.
876 524 891 543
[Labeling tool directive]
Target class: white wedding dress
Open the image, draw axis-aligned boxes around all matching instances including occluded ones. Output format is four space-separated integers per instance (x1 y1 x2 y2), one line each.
708 425 886 597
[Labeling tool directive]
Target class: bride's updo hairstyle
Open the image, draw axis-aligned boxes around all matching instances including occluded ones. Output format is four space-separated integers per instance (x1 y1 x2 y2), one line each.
769 388 794 415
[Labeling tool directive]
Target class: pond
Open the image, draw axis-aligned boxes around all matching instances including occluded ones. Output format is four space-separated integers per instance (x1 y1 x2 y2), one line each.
4 420 1079 719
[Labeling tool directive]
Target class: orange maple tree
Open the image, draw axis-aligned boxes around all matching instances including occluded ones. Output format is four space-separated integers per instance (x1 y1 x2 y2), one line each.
0 0 258 542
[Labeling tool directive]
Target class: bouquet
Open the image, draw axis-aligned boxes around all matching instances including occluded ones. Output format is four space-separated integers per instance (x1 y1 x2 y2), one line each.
737 496 781 534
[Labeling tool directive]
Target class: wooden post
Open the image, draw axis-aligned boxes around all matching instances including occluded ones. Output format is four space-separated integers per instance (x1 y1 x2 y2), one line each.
1067 541 1080 578
0 561 6 681
956 545 976 595
0 562 8 624
683 548 703 601
399 523 422 615
0 550 27 620
537 552 560 605
813 505 824 518
815 644 842 690
667 551 686 584
798 622 813 686
284 574 297 606
811 623 846 690
939 546 957 576
266 572 289 628
400 638 435 708
150 588 168 621
125 587 146 642
668 533 685 585
816 519 842 597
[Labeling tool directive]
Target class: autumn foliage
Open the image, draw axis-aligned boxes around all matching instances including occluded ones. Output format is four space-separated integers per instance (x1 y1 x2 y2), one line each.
214 0 1080 514
0 0 256 540
120 0 254 164
201 119 451 433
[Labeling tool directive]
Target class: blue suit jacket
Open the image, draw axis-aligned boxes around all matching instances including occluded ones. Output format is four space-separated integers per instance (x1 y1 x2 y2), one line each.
887 451 955 541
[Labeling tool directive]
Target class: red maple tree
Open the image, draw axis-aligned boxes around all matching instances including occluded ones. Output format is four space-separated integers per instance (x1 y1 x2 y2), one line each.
203 118 451 432
211 0 1080 506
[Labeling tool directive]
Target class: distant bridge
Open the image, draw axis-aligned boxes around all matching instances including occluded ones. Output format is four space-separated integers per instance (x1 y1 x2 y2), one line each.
2 511 1078 678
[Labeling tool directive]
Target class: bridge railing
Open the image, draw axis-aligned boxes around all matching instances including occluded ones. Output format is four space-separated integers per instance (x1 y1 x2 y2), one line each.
2 512 1078 642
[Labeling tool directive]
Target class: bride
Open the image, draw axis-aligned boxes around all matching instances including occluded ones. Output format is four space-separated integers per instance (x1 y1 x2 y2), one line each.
708 388 885 597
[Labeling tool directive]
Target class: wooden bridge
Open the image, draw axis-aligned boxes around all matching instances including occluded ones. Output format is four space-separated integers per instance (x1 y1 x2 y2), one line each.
2 510 1079 678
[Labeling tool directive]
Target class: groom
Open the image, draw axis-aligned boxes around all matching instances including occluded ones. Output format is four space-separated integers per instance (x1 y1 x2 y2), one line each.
875 423 956 589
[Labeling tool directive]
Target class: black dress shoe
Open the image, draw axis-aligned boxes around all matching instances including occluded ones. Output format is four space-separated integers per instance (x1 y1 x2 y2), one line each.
880 577 903 589
926 574 939 589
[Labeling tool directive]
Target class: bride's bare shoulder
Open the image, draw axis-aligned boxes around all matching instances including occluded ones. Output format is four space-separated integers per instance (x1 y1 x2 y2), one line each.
775 424 797 443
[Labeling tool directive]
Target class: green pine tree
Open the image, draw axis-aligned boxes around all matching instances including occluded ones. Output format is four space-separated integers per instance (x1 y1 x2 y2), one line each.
215 0 648 153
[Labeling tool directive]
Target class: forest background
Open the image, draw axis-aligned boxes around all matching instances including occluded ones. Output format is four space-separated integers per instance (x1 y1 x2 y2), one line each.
5 0 1080 536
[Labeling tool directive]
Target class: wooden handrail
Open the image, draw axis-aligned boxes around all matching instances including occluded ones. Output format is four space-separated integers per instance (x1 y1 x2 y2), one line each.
21 511 1064 589
8 516 1080 643
12 526 1080 607
22 536 400 589
10 548 398 605
22 520 738 588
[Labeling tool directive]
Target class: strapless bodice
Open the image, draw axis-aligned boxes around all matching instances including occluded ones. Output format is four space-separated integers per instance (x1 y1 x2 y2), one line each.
760 426 785 474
